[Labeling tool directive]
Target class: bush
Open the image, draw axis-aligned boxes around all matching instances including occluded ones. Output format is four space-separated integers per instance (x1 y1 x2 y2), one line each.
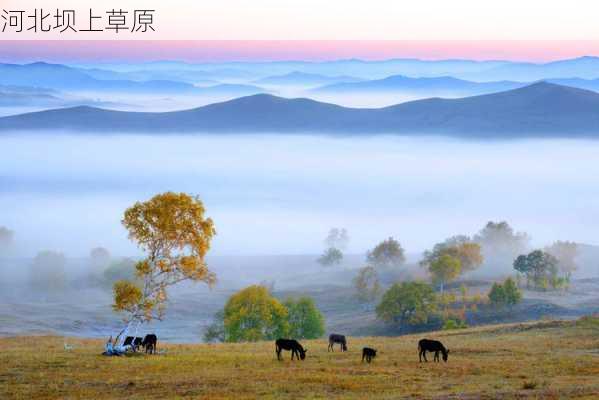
442 317 468 330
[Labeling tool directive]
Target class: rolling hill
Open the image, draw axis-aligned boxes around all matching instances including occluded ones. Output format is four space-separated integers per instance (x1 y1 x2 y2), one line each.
254 71 363 86
1 82 599 137
312 75 525 96
0 62 266 96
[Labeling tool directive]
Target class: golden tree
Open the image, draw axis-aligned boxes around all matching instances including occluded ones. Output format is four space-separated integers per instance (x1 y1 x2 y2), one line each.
113 192 216 326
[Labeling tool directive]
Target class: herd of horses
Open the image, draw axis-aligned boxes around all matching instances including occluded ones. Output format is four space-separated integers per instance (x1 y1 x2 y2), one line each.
122 334 158 354
122 333 450 364
275 334 450 364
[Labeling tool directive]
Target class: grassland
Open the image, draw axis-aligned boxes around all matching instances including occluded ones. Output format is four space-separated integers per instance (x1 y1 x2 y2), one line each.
2 318 599 399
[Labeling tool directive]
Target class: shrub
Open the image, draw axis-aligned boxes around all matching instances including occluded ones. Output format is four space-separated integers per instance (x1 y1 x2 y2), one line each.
442 317 468 330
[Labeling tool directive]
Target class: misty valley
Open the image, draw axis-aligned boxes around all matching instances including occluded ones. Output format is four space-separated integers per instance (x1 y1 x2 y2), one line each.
1 133 598 342
2 54 599 399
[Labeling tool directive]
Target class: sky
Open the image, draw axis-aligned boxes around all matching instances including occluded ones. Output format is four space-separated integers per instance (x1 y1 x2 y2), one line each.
1 1 599 62
3 40 599 63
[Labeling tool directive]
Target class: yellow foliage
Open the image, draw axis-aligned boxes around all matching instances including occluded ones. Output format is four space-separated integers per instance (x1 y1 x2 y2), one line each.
115 192 217 324
112 280 142 313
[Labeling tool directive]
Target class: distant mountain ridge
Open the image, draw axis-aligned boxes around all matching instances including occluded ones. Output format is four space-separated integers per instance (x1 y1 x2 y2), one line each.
254 71 363 86
1 82 599 138
0 62 267 96
311 75 526 96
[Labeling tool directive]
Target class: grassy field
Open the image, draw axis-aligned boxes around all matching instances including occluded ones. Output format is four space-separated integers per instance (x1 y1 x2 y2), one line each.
2 318 599 399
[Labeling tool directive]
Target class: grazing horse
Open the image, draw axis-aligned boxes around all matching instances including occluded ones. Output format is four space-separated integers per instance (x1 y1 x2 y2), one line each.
362 347 377 363
418 339 449 362
275 339 307 361
328 334 348 352
142 334 157 354
123 336 143 352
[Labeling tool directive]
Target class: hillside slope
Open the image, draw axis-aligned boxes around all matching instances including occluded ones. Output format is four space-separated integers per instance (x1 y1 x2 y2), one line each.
2 82 599 137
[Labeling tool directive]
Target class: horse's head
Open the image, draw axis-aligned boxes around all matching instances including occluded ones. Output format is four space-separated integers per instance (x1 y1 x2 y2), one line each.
300 348 307 360
342 343 348 351
442 349 449 362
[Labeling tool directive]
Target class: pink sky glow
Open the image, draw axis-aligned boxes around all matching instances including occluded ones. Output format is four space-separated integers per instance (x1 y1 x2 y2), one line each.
1 41 599 63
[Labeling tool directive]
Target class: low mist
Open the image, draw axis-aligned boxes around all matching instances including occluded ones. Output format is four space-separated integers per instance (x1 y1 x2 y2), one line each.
1 133 598 257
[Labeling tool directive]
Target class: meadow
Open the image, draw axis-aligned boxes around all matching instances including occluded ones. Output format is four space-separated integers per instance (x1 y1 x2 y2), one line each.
2 318 599 399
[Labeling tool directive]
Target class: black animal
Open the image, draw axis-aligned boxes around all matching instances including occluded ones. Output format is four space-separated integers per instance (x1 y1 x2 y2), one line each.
123 336 143 352
418 339 449 362
142 334 157 354
362 347 377 363
328 334 348 352
275 339 307 361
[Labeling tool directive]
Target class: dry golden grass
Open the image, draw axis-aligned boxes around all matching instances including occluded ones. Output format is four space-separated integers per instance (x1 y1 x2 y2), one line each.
2 319 599 399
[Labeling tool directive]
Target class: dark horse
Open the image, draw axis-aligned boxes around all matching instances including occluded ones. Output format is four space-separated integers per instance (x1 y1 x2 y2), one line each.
123 336 143 352
328 334 347 352
362 347 377 363
418 339 449 362
142 334 157 354
275 339 307 361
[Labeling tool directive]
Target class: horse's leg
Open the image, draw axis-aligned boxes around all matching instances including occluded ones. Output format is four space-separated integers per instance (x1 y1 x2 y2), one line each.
362 353 365 362
434 351 439 362
423 350 428 362
276 345 281 361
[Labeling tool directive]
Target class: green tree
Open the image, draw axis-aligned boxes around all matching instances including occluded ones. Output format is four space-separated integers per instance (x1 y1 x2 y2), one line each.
489 278 522 308
428 254 461 292
353 265 382 304
513 250 559 290
113 192 216 327
317 247 343 266
488 282 506 306
284 297 325 339
376 281 437 330
367 237 406 269
503 277 522 306
223 285 289 342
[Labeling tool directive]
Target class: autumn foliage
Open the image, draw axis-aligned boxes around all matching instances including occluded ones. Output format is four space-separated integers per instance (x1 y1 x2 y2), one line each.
113 192 216 323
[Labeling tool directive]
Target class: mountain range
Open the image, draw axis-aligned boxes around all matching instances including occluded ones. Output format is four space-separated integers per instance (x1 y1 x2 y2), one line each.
254 71 363 86
0 62 267 96
311 75 526 96
1 82 599 137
